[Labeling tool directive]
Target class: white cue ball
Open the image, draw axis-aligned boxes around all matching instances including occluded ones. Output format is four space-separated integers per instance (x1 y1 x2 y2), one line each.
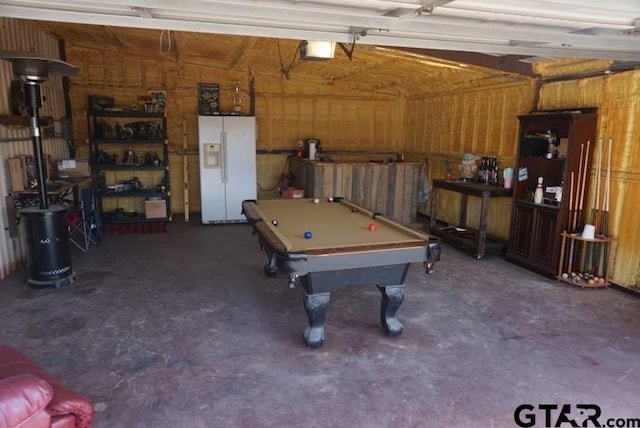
313 198 320 204
328 197 333 202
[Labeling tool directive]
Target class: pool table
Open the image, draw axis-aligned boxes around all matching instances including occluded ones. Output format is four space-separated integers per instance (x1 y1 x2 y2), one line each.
242 197 432 348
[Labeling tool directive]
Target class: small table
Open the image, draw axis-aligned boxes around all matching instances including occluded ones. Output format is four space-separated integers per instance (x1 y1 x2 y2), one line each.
429 179 512 259
242 197 432 348
10 177 91 207
7 177 91 236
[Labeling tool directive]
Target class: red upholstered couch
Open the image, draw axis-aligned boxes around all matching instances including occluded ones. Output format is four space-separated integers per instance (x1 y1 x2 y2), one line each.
0 346 94 428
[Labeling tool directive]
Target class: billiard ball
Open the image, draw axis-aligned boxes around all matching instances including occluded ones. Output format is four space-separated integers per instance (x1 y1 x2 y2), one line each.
328 197 334 202
313 198 320 204
304 231 313 239
351 207 357 213
271 219 279 226
368 223 376 231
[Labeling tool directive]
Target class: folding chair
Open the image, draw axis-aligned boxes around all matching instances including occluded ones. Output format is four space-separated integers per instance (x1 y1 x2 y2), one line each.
67 187 102 252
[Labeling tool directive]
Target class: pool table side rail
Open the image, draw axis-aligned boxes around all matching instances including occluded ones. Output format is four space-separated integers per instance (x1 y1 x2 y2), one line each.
303 241 427 256
338 199 428 239
374 215 429 241
242 201 294 251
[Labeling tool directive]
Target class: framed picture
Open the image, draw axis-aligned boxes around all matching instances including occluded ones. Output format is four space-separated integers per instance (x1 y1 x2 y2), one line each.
198 83 220 115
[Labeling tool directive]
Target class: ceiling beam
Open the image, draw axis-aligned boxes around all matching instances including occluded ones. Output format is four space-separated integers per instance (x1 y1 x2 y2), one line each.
395 48 536 77
3 3 640 61
229 38 257 71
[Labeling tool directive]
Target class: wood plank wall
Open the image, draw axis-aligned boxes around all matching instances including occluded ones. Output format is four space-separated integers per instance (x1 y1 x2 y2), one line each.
289 158 421 224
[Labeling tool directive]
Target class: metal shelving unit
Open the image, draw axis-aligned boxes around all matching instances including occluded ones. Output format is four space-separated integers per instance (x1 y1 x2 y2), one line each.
88 110 172 224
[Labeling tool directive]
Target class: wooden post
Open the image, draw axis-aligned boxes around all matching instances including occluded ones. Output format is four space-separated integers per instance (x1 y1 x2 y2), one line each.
183 118 190 222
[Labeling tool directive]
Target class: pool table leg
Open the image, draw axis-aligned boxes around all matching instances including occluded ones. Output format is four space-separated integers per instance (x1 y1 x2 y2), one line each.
303 292 331 348
377 284 405 337
262 247 278 277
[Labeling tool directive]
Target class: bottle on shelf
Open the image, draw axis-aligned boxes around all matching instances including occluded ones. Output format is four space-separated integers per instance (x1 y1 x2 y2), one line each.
534 177 544 204
492 157 499 185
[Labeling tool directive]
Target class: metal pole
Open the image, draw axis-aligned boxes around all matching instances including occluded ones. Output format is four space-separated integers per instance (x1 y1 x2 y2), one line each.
24 80 49 209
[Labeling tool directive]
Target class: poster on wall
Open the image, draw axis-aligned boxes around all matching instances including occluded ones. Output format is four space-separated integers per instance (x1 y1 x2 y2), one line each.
198 83 220 115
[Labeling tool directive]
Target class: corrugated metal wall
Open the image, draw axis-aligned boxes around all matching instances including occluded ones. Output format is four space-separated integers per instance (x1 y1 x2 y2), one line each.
0 18 70 279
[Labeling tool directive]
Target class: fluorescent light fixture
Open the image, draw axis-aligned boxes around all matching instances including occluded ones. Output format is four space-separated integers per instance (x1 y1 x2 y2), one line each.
300 40 336 60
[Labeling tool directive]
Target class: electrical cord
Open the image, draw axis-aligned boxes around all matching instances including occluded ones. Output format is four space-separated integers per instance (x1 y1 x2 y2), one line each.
257 154 293 191
278 40 300 80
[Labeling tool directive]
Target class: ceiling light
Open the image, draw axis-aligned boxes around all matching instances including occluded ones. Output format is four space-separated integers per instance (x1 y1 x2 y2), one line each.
300 41 336 60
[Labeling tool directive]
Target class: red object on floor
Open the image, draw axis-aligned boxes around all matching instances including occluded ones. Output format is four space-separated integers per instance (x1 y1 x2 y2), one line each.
0 346 94 428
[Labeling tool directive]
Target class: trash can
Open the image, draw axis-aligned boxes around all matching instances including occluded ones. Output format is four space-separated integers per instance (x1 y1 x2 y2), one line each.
22 205 76 288
426 236 442 274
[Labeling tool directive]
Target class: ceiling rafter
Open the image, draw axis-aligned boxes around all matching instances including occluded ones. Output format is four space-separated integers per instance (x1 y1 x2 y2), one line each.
229 38 258 71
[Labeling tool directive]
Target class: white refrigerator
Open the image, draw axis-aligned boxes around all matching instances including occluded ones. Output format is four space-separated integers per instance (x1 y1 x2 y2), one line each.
198 116 257 223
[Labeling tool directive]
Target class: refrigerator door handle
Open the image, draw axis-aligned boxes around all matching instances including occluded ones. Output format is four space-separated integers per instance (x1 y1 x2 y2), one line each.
221 131 228 183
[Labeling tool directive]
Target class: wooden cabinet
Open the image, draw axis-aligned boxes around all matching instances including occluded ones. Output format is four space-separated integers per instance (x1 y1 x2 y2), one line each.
510 201 561 266
506 111 597 277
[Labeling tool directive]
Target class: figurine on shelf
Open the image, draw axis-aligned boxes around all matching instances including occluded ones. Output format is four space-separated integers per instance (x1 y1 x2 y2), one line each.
124 149 137 166
441 158 453 180
458 153 479 181
534 177 544 204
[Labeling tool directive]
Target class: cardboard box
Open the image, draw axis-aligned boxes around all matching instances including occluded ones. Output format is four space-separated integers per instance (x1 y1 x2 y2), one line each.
145 200 167 219
281 188 304 199
17 155 36 187
7 158 24 191
9 155 58 190
57 159 90 177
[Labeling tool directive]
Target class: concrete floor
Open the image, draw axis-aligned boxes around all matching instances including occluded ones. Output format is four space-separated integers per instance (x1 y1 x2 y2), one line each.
1 217 640 428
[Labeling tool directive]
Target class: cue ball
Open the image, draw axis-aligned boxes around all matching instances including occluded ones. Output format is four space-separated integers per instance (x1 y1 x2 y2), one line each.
304 231 313 239
313 198 320 204
271 219 279 226
368 223 376 231
328 197 334 202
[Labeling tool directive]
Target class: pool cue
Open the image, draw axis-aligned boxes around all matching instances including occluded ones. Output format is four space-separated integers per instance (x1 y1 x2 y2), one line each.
573 143 584 231
587 139 603 272
593 139 603 232
565 171 576 274
577 140 591 272
567 143 584 272
601 138 612 277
